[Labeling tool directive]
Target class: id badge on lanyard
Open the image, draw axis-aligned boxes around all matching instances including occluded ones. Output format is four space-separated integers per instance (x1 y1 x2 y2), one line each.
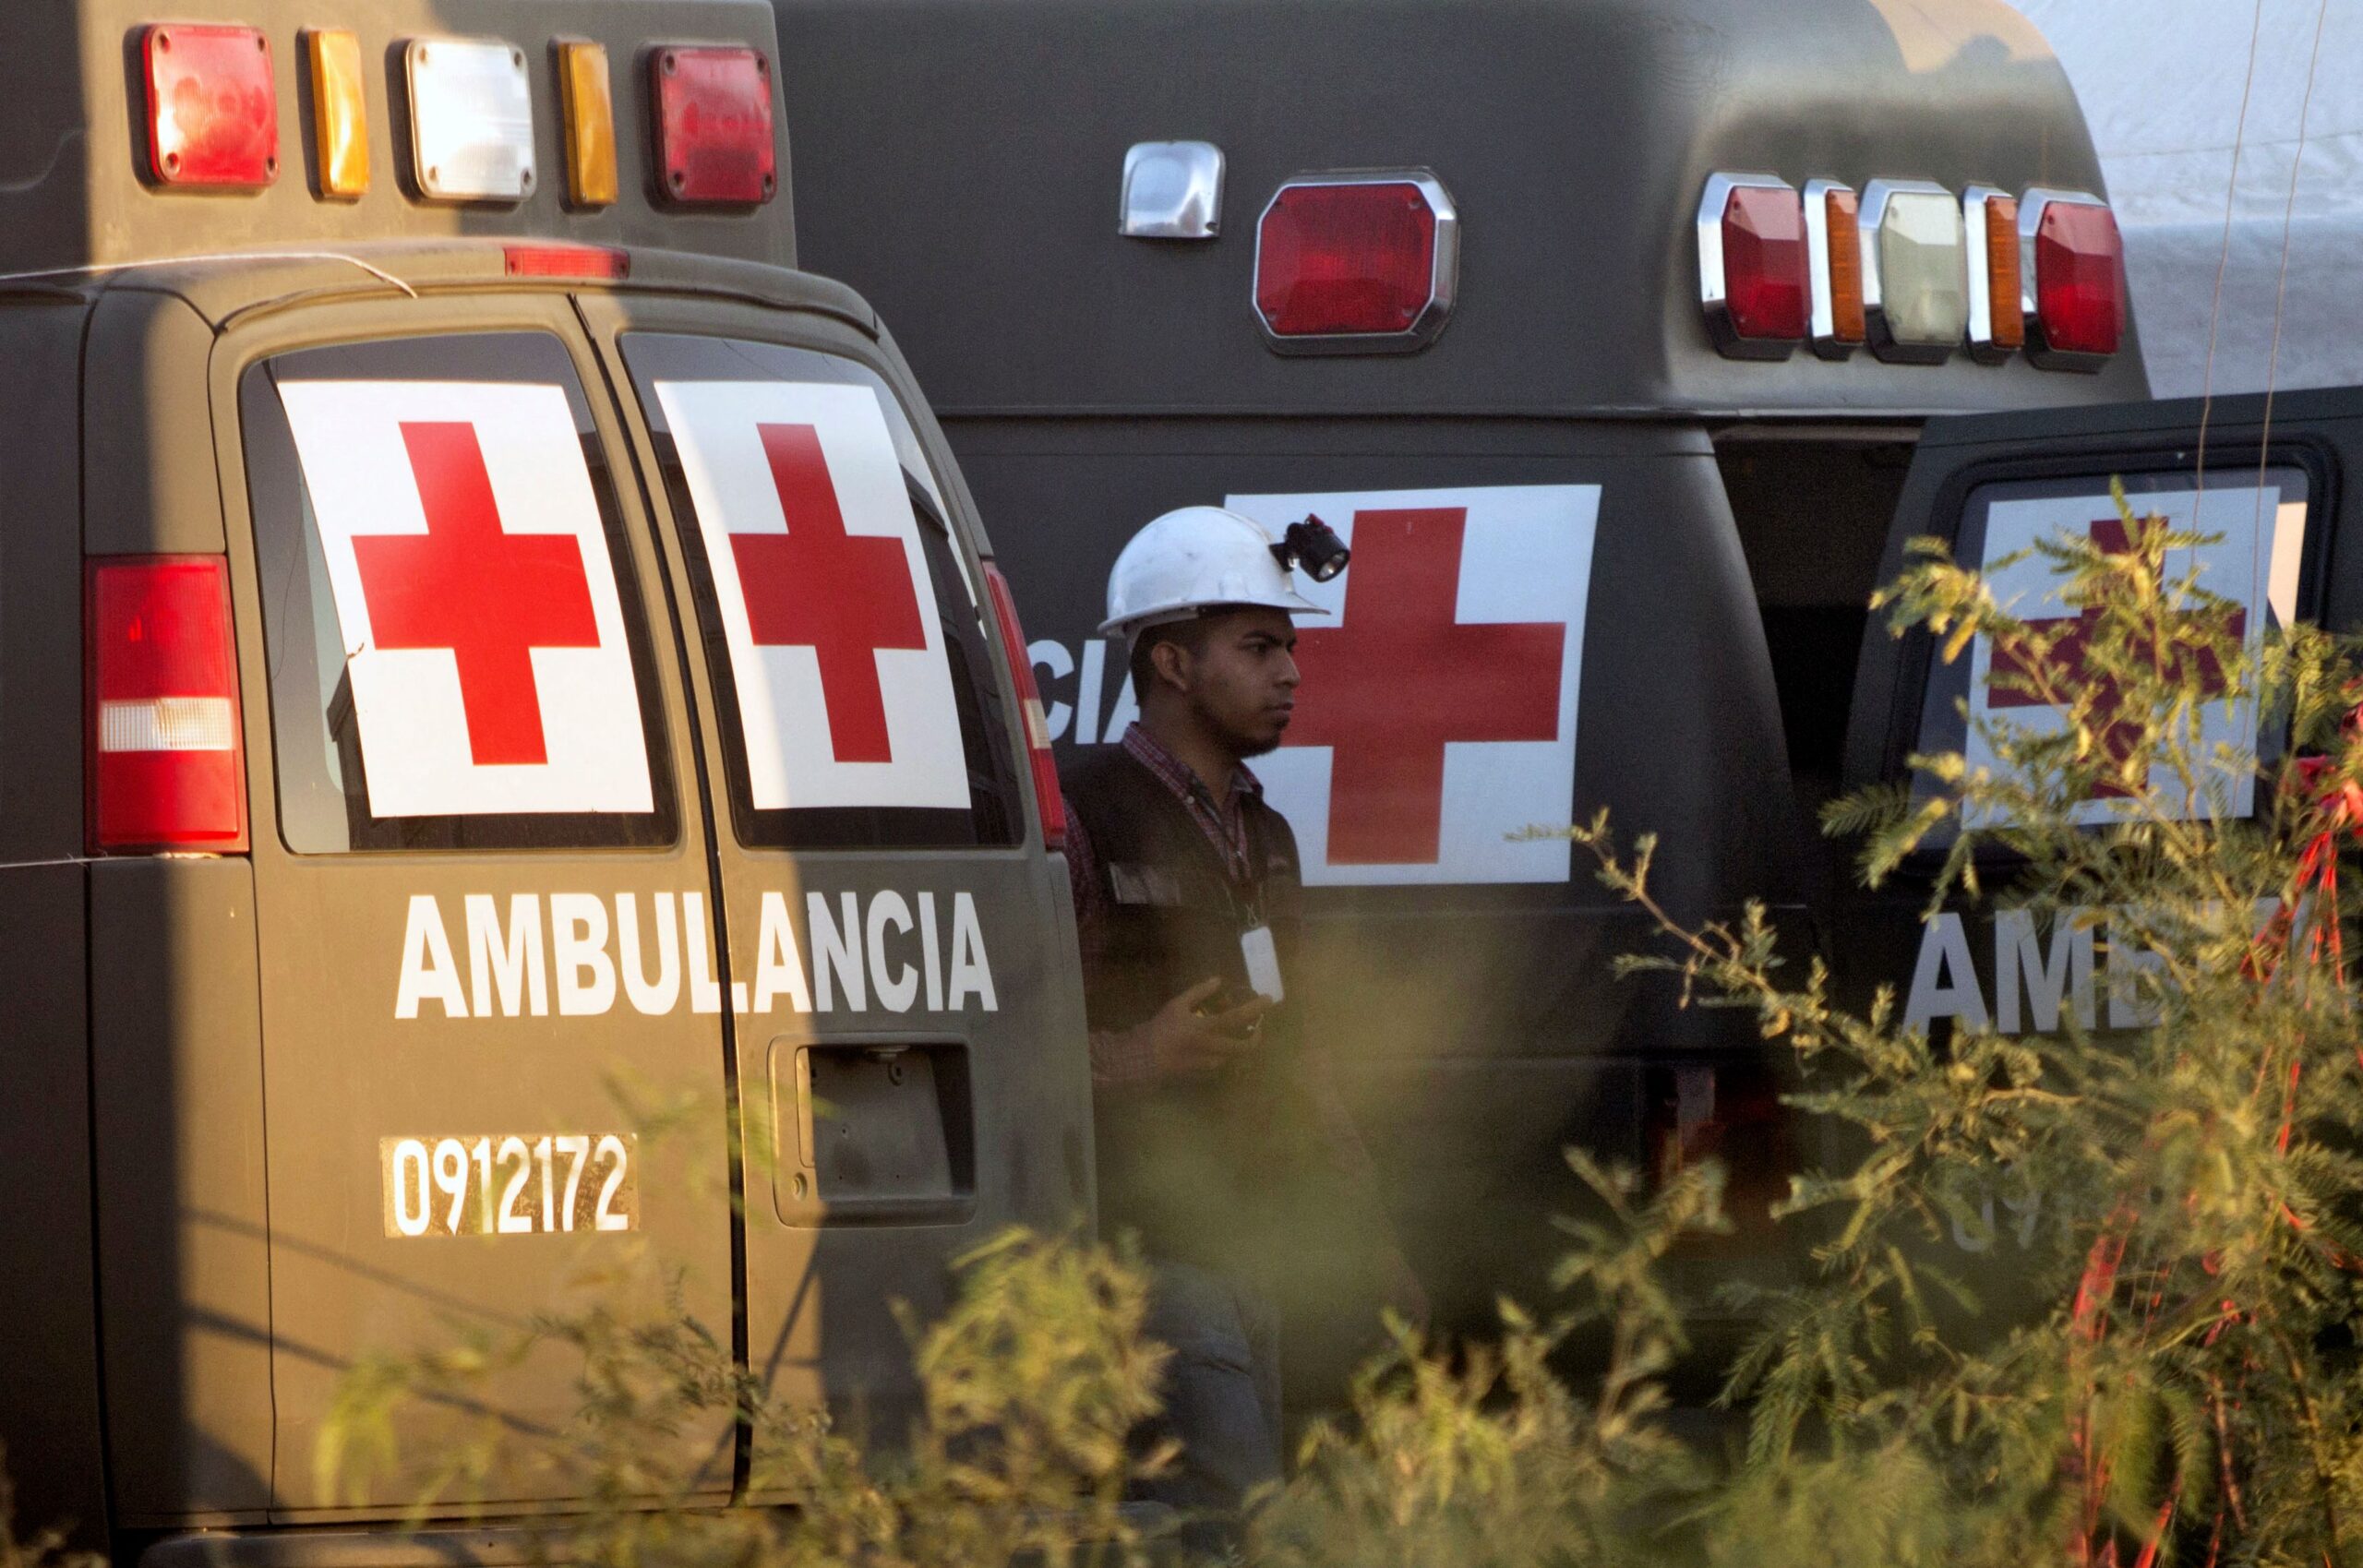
1240 925 1284 1003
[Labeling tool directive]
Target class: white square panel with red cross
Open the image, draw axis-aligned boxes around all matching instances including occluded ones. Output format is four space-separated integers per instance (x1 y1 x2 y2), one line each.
1964 482 2300 826
276 380 656 818
654 380 968 812
1223 485 1600 886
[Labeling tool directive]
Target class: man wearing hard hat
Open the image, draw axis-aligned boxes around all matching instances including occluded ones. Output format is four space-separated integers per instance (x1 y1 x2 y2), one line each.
1062 506 1424 1539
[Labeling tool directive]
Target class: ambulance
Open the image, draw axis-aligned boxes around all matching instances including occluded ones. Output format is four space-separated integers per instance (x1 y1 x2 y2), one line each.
0 0 1088 1555
774 0 2156 1342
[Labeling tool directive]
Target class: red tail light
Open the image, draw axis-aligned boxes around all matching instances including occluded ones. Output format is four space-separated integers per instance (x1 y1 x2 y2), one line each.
141 24 279 188
87 557 247 854
2021 190 2125 370
649 46 778 206
1253 174 1458 349
981 563 1067 854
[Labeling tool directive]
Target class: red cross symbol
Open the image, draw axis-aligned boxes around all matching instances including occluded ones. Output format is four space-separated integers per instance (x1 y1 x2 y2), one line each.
1287 507 1566 863
730 423 929 764
353 423 601 767
1986 514 2245 795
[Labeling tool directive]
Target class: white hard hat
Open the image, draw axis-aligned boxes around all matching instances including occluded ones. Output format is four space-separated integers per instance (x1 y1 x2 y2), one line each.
1099 506 1327 638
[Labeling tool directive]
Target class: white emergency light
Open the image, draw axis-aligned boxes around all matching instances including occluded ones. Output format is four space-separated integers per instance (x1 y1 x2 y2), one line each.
405 37 537 203
1858 178 1967 364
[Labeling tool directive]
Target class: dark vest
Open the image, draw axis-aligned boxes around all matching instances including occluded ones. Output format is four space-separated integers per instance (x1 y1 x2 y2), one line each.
1063 745 1335 1275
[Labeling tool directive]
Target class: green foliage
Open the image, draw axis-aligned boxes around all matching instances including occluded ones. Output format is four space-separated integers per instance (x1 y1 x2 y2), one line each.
306 479 2363 1565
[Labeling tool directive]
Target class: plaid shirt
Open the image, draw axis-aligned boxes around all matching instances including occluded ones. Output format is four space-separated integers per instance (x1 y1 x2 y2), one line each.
1067 723 1265 1086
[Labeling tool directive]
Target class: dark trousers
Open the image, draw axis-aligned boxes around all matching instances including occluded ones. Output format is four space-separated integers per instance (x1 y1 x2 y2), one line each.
1137 1261 1283 1551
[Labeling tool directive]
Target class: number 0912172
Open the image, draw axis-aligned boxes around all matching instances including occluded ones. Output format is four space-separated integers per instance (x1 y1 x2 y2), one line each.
379 1133 638 1238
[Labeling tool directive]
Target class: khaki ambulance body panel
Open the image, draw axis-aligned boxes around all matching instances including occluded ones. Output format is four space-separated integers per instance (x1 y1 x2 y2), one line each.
0 293 108 1548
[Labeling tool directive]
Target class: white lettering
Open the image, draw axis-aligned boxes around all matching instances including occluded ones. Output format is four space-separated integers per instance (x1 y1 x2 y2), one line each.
617 892 682 1016
395 894 468 1019
551 893 618 1017
465 893 548 1018
810 892 867 1012
918 890 945 1011
1993 907 2094 1035
1101 660 1138 743
753 891 813 1014
868 891 919 1012
684 890 723 1014
1903 911 1986 1032
949 891 997 1011
1076 638 1107 745
1029 639 1074 742
2105 915 2165 1028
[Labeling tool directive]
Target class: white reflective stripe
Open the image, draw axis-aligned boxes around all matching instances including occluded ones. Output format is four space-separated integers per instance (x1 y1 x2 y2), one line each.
99 698 236 753
1021 695 1051 750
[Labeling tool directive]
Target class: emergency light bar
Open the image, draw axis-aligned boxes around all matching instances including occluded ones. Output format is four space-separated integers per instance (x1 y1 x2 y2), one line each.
127 21 783 226
1697 172 2125 372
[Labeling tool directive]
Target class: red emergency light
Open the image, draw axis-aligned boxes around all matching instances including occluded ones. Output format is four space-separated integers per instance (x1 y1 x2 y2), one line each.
1697 173 1808 359
981 564 1066 854
87 557 247 855
141 23 279 188
1253 174 1458 351
2021 190 2125 369
650 46 778 206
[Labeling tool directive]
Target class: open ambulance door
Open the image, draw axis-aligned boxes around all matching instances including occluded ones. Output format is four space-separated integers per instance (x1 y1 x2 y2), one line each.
1824 387 2361 1269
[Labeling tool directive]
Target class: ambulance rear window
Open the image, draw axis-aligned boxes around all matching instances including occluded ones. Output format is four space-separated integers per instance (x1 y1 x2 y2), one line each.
619 332 1021 851
1907 463 2316 829
241 332 678 853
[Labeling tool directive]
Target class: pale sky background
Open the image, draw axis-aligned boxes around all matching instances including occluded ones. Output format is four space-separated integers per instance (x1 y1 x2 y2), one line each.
2013 0 2363 397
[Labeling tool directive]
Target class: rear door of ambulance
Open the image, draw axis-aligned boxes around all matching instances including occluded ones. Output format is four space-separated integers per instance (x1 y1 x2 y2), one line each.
1829 388 2363 1271
576 290 1090 1471
213 279 1083 1513
216 288 739 1514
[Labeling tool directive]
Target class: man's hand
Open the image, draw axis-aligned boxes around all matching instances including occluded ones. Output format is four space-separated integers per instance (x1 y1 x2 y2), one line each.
1126 976 1270 1082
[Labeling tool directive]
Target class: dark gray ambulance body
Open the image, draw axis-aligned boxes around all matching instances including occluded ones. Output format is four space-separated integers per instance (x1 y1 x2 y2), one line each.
778 0 2151 1330
0 0 1086 1559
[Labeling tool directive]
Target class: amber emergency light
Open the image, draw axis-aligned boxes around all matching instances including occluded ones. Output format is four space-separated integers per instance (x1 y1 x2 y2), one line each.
559 41 619 208
1963 186 2022 362
306 28 369 198
142 23 279 188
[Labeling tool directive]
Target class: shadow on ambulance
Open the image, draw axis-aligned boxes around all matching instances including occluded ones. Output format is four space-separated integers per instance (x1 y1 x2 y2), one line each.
1825 386 2354 1306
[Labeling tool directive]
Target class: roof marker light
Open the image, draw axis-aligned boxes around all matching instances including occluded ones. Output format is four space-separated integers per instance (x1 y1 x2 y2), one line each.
306 28 368 198
1963 185 2021 362
650 46 777 206
2019 188 2126 370
1253 172 1458 353
1697 173 1807 360
1859 178 1967 364
406 37 536 203
1802 178 1863 359
558 41 618 209
504 244 630 280
142 24 278 188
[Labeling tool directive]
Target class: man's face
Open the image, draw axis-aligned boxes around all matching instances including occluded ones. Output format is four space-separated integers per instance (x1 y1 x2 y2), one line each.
1169 607 1301 758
